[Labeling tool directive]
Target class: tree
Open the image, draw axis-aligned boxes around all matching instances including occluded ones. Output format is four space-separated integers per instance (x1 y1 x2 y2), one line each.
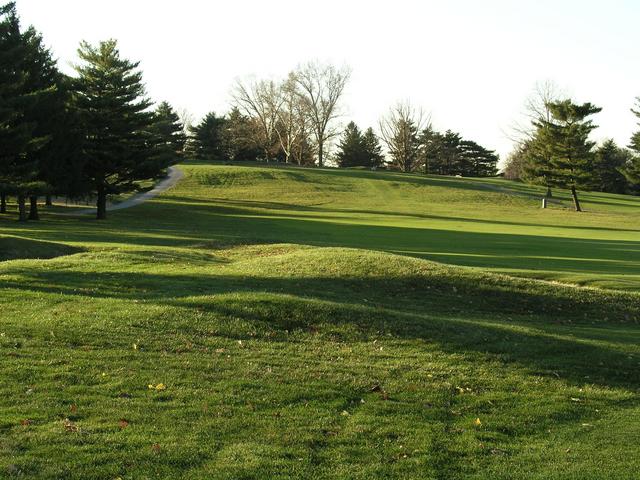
511 81 566 197
0 2 57 221
273 74 306 164
362 127 384 168
439 130 463 175
336 122 366 167
187 112 226 161
293 62 350 167
624 98 640 189
221 107 261 161
73 39 159 220
534 100 601 211
21 24 71 220
503 143 528 180
418 126 442 174
630 97 640 153
459 140 499 177
232 78 280 161
150 101 186 167
0 2 32 218
590 140 628 193
379 102 426 172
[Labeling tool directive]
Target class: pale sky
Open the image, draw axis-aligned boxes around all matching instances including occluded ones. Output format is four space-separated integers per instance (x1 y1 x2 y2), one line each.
13 0 640 161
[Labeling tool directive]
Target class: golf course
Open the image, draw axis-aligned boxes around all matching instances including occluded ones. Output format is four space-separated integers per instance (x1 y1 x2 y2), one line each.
1 162 639 479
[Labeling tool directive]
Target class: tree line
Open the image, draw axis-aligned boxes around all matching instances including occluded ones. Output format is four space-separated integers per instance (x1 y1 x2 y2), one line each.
503 82 640 210
4 2 640 224
0 2 185 220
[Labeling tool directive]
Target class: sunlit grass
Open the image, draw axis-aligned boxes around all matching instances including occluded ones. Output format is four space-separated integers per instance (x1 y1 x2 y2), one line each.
0 162 639 479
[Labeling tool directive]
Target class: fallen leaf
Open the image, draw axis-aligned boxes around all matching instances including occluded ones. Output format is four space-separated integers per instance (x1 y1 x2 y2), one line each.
118 418 129 429
70 404 78 413
151 443 161 453
20 419 31 426
63 418 78 432
473 418 482 427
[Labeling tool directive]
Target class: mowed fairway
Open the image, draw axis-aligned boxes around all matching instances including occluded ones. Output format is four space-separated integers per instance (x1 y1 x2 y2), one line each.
1 162 639 479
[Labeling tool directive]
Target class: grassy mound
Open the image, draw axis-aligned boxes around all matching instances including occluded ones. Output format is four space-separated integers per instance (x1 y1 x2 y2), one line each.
1 243 639 479
0 235 82 262
0 163 639 478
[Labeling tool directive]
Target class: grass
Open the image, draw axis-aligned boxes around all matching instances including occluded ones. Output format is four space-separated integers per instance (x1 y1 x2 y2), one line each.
0 162 639 479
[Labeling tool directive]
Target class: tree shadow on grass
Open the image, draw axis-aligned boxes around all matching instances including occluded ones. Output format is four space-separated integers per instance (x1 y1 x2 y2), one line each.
2 263 639 391
2 200 640 284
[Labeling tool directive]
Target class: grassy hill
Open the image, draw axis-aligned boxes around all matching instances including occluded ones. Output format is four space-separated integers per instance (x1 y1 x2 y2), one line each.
1 163 639 479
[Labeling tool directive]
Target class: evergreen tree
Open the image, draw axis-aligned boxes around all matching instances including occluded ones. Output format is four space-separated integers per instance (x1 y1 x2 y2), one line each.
439 130 463 175
522 127 555 197
631 98 640 153
460 140 499 177
0 2 53 220
534 100 601 211
221 107 261 161
623 98 640 189
418 126 442 174
73 39 158 220
336 122 367 167
362 127 384 168
187 112 226 161
150 101 186 167
21 24 69 220
590 140 628 193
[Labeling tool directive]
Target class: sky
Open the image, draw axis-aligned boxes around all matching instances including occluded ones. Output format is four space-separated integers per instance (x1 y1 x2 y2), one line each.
13 0 640 161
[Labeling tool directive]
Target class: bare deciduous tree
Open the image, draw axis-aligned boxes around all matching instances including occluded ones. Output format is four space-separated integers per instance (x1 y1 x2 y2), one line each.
273 74 304 164
379 101 429 172
507 80 567 143
232 78 282 160
293 62 350 167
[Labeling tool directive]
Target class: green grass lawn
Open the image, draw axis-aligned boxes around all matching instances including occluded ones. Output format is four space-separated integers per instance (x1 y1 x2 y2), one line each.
1 162 639 479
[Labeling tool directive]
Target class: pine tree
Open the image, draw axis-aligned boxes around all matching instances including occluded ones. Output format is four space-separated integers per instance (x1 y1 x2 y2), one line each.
21 25 69 220
187 112 226 161
623 98 640 189
440 130 463 175
418 126 442 174
535 100 601 211
73 39 158 220
150 101 186 167
522 134 554 197
362 127 384 168
221 107 261 161
590 140 628 193
631 98 640 153
0 2 52 220
336 122 367 167
460 140 499 177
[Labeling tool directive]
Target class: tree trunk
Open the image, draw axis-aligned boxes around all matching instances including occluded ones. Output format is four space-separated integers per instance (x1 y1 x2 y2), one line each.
96 187 107 220
570 185 582 212
318 142 323 167
17 195 27 222
545 186 552 198
0 193 6 214
45 194 52 206
28 196 39 220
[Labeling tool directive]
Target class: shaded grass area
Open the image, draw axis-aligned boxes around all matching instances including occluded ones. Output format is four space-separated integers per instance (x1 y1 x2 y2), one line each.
1 163 640 478
0 235 83 261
